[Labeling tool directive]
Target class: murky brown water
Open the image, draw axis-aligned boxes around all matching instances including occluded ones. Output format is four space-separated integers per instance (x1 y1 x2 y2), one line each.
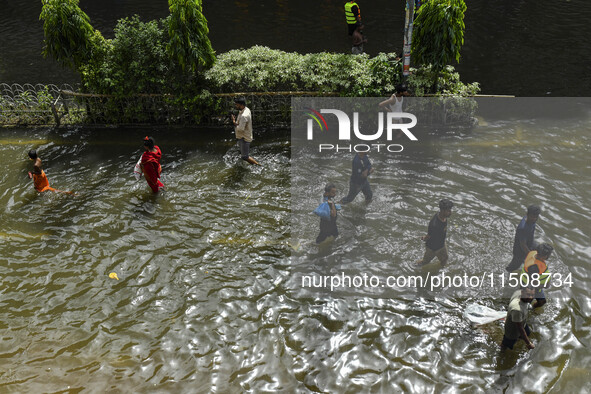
288 98 591 392
0 99 590 392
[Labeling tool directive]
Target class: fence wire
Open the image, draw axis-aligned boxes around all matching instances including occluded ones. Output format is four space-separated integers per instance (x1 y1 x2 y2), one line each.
0 84 331 127
0 83 74 125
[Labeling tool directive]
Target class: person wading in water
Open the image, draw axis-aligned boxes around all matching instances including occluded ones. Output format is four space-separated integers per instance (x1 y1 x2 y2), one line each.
231 97 261 166
27 150 74 195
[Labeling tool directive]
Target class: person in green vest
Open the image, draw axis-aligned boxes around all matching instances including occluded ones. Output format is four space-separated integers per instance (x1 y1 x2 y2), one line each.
345 1 361 36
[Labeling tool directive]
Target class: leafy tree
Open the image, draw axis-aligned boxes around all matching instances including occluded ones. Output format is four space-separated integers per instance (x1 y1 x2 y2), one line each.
39 0 104 70
81 16 170 95
167 0 216 73
411 0 466 91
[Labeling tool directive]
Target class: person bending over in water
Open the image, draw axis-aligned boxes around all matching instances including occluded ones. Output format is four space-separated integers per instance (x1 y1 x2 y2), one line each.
379 84 410 139
501 287 536 351
140 136 164 193
27 150 73 194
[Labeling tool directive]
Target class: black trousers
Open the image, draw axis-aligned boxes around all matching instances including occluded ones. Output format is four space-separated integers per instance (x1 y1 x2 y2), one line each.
341 179 372 204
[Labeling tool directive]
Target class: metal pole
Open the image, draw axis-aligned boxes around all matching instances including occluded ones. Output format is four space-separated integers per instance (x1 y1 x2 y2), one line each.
402 0 416 79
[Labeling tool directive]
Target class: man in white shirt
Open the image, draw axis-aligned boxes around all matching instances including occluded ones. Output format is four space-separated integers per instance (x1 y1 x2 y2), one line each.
231 97 261 166
378 84 409 139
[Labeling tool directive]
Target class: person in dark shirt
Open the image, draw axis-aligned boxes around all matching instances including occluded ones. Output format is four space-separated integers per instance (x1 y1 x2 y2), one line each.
416 199 454 267
316 183 339 244
505 205 541 272
340 152 374 204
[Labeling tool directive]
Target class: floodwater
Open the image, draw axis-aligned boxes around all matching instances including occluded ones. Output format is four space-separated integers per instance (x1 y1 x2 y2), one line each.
289 98 591 392
1 99 590 392
0 127 292 391
1 0 591 96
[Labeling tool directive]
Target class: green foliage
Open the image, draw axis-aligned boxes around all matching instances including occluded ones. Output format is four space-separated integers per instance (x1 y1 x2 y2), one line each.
40 1 215 97
34 0 479 126
205 46 476 97
205 46 403 97
80 16 170 96
412 0 466 73
40 0 103 70
167 0 216 72
36 86 55 110
407 65 479 97
366 53 405 95
404 65 479 125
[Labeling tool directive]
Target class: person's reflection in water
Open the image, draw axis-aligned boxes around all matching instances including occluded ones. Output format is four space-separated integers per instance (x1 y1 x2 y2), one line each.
222 164 249 189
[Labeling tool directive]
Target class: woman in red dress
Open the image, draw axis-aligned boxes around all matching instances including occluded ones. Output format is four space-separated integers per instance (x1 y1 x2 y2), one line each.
140 136 164 193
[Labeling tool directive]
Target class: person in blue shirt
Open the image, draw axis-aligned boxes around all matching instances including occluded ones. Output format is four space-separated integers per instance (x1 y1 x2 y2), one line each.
505 205 541 272
340 152 374 204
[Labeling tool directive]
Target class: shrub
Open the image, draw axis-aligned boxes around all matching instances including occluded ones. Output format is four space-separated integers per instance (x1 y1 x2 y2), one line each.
205 46 476 97
80 16 170 96
413 0 466 68
407 65 479 97
205 46 404 96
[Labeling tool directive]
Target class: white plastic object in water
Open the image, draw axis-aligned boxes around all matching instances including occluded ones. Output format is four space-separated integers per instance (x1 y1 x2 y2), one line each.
133 157 142 180
463 303 506 326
